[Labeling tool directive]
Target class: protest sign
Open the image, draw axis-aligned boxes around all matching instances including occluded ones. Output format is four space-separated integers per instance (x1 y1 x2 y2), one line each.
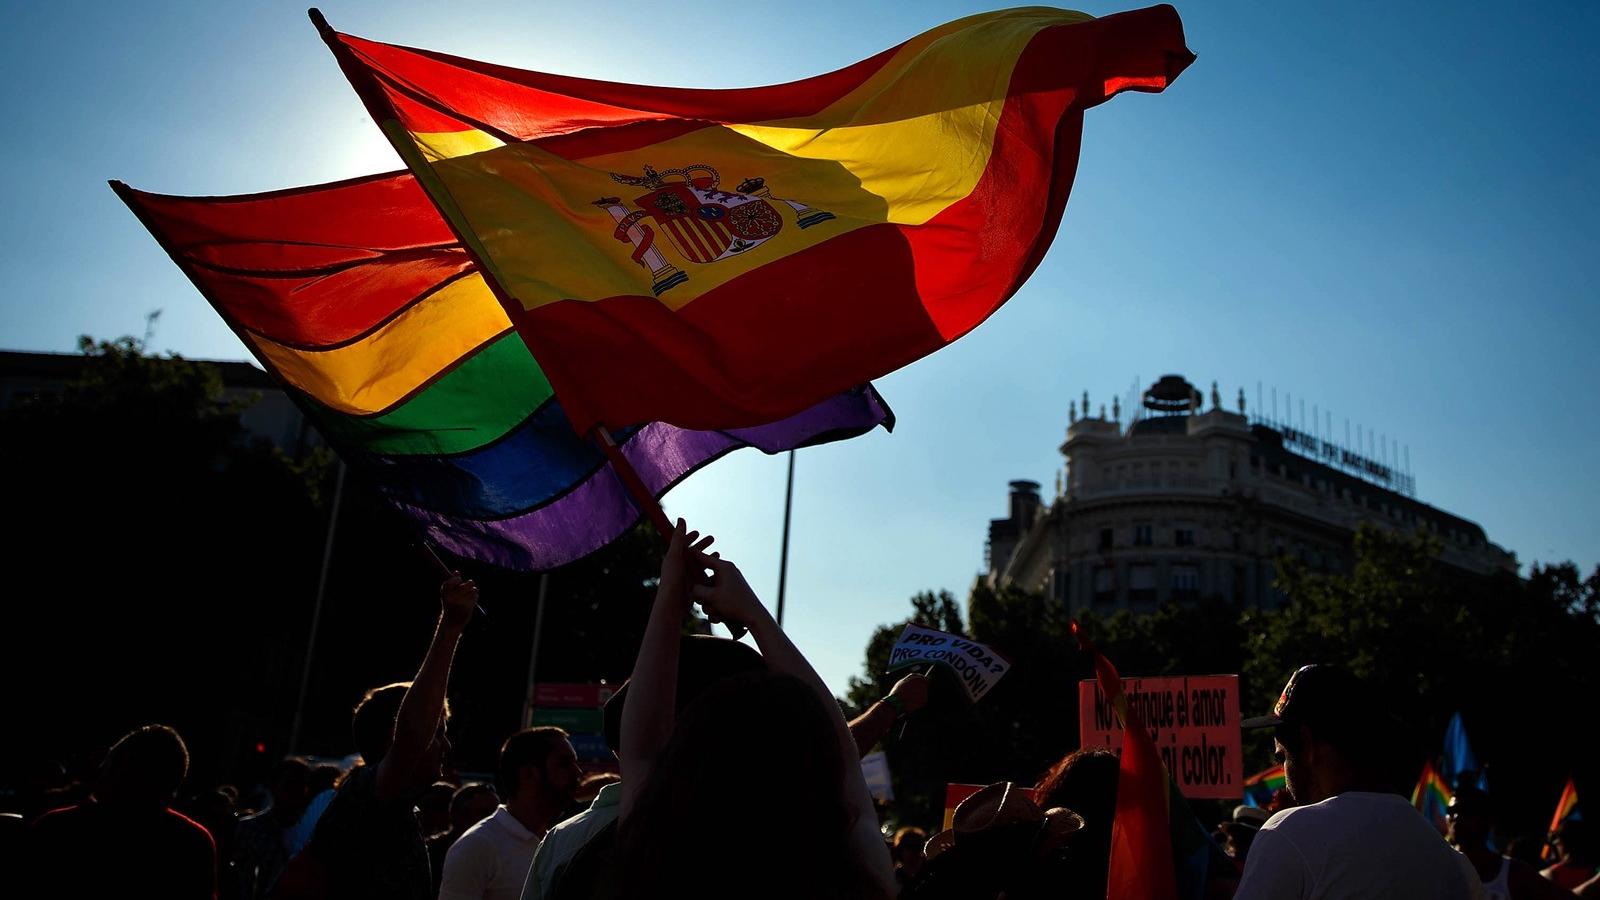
887 623 1010 702
1078 674 1242 800
534 682 616 708
532 707 604 733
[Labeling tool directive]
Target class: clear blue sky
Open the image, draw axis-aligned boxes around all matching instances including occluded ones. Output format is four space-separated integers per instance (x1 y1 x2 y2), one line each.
3 1 1596 696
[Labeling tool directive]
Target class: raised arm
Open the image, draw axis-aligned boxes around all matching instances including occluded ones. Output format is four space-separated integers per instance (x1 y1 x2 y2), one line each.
375 573 476 799
847 672 929 758
691 558 895 893
619 520 714 820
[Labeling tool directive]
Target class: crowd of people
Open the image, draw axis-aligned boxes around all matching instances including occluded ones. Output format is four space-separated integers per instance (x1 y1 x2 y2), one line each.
4 522 1594 899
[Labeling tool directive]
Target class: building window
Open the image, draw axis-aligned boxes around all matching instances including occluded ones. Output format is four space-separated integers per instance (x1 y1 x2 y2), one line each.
1099 528 1114 551
1093 566 1116 603
1053 568 1071 603
1175 526 1195 547
1134 523 1153 546
1172 565 1200 601
1129 565 1157 604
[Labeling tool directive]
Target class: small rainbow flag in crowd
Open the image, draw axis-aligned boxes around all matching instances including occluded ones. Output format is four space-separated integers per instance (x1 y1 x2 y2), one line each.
1412 760 1454 832
1242 764 1285 808
1544 777 1581 860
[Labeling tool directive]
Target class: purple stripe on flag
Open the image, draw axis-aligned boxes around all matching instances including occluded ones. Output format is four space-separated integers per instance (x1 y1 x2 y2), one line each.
398 387 891 569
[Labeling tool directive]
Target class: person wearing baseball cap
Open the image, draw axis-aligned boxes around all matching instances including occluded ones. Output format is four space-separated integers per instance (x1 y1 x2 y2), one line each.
1233 665 1484 900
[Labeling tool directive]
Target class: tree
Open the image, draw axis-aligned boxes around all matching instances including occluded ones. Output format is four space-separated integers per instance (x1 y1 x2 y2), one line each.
2 336 335 786
847 525 1599 836
1243 524 1599 836
0 336 680 790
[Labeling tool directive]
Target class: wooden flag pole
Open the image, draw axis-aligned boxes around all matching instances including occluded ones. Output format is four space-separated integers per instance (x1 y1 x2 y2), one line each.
591 427 746 640
591 427 674 537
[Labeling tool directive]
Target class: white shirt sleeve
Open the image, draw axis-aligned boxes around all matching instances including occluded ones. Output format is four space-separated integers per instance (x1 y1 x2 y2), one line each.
1234 827 1311 900
439 831 495 900
518 836 552 900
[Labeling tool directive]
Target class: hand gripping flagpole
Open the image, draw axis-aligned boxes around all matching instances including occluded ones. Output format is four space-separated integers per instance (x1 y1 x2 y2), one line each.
591 427 747 640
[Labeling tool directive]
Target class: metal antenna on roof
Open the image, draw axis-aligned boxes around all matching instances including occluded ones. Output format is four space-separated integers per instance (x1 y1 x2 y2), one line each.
142 308 162 350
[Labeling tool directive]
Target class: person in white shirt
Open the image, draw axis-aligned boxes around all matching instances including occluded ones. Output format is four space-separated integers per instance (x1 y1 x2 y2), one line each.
439 727 581 900
1234 664 1484 900
519 633 768 900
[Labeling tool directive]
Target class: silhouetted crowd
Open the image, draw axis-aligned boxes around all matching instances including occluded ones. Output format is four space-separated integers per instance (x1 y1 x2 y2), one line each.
4 525 1595 899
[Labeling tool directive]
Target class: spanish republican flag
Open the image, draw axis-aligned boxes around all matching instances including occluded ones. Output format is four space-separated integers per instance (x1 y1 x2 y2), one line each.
313 6 1193 432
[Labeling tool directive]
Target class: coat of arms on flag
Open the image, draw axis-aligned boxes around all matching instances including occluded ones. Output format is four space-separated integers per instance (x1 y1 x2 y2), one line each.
595 164 836 295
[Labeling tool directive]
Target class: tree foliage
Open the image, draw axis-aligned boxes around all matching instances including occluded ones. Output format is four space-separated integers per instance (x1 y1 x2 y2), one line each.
1 336 675 789
3 336 335 785
847 524 1598 835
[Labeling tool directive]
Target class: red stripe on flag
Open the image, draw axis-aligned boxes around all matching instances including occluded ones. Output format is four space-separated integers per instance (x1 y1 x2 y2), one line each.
515 223 939 430
335 29 906 141
117 175 472 346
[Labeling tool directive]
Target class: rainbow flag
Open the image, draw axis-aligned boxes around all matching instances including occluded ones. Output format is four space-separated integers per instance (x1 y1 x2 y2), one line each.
1242 764 1286 808
1544 777 1581 859
313 6 1193 433
1412 760 1454 832
112 174 891 569
1073 622 1218 900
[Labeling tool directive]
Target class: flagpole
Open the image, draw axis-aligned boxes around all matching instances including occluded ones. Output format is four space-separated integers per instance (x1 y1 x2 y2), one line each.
522 573 550 729
591 427 746 640
289 458 345 754
776 451 796 627
591 427 674 536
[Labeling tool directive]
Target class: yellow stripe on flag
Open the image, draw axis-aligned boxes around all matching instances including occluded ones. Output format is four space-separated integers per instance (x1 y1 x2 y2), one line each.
730 9 1070 226
412 128 505 162
249 274 511 414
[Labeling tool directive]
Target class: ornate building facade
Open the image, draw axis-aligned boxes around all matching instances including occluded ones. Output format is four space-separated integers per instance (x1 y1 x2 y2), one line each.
985 375 1514 611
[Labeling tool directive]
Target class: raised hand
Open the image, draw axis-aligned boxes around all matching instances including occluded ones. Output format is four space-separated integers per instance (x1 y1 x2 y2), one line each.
440 573 478 629
656 519 716 610
887 672 931 715
689 557 766 631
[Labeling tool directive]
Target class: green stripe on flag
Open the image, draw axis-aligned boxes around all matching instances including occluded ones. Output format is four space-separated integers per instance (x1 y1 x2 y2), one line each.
308 333 552 455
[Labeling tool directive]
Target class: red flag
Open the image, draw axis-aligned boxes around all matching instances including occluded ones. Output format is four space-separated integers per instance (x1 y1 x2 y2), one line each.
1072 620 1178 900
